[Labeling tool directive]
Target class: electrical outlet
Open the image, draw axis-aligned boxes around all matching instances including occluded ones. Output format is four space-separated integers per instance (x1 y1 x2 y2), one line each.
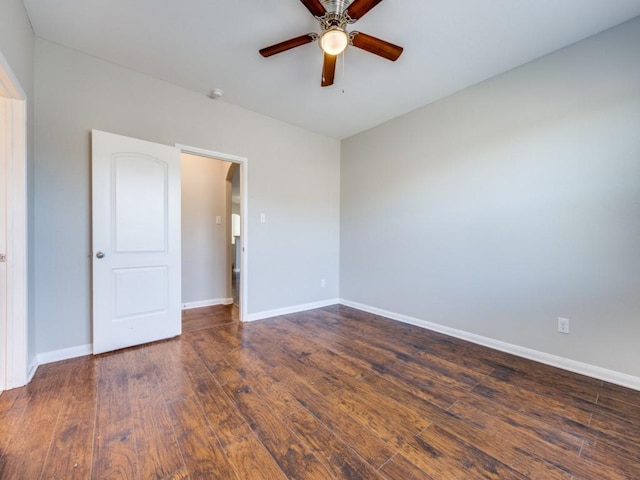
320 279 326 288
558 317 570 334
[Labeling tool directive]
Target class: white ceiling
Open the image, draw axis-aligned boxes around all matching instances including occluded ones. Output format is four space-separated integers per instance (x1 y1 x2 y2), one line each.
23 0 640 139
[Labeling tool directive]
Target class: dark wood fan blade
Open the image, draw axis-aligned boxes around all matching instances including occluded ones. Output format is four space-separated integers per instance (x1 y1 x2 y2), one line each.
321 53 337 87
351 32 403 61
259 34 315 57
300 0 326 17
345 0 384 20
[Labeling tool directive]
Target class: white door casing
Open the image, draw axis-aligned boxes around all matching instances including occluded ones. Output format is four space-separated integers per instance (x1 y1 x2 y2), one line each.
176 144 248 321
92 130 181 354
0 96 7 392
0 49 28 391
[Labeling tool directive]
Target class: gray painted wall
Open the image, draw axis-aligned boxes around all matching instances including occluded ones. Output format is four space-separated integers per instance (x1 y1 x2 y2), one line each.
0 0 34 90
33 39 340 354
341 18 640 377
181 154 230 304
0 0 36 366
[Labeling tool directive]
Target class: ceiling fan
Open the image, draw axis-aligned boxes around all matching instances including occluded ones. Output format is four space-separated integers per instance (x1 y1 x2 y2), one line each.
259 0 403 87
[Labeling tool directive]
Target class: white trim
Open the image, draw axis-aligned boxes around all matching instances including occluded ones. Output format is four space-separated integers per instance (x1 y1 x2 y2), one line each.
0 51 28 391
175 144 246 164
27 358 37 383
182 298 233 310
339 299 640 392
0 51 26 99
176 144 249 323
246 298 339 322
37 344 93 366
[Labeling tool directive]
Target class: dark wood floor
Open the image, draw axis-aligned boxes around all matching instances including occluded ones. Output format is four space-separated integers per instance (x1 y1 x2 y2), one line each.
1 305 639 479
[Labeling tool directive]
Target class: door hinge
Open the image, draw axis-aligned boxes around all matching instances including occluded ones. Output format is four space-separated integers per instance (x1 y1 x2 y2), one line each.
0 254 6 262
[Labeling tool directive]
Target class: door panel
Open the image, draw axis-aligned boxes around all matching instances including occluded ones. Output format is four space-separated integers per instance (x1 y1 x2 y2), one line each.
114 154 167 252
92 130 181 354
113 266 168 318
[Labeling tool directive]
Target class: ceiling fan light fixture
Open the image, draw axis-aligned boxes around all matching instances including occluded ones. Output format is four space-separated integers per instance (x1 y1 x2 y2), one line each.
320 27 348 55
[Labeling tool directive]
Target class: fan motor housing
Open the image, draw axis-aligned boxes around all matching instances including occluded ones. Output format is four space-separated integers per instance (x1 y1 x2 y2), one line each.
321 0 351 15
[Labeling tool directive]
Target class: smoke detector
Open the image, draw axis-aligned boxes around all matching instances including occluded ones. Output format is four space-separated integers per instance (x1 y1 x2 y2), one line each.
209 88 224 99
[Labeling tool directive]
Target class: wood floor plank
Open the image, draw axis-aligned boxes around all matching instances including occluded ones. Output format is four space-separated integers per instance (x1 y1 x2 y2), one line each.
0 362 71 479
180 341 287 479
282 311 407 371
593 390 640 424
271 317 376 381
223 344 305 417
580 439 640 479
588 411 640 461
378 453 438 480
139 339 197 405
324 379 432 453
203 424 287 480
301 308 443 364
239 323 347 396
405 424 532 480
473 374 594 426
168 394 240 479
282 406 385 479
128 347 188 480
222 380 335 480
247 354 397 468
382 368 462 410
181 304 239 333
0 388 28 470
91 352 140 480
420 411 573 480
188 328 241 386
39 357 97 480
489 364 600 404
299 310 491 392
598 380 640 407
447 400 621 480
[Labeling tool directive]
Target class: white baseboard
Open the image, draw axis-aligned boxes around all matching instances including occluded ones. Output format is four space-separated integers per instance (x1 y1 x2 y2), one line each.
26 358 38 384
339 299 640 391
37 344 93 366
182 298 234 310
246 298 340 322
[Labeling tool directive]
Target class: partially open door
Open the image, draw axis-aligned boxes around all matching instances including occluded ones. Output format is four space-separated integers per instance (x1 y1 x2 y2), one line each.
92 130 181 354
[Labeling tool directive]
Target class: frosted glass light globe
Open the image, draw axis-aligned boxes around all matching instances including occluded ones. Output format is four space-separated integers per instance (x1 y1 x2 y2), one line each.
320 28 348 55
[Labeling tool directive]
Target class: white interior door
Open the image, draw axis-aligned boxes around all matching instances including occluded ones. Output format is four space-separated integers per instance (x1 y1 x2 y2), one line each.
92 130 181 354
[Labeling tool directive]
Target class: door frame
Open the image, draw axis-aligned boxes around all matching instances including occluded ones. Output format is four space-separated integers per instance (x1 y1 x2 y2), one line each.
0 50 28 391
176 144 248 321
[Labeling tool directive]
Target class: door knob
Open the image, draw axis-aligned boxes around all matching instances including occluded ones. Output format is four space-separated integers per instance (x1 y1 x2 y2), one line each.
96 251 105 259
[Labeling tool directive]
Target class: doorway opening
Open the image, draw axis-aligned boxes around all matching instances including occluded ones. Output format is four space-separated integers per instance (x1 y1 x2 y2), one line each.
228 163 241 307
0 51 28 392
177 145 248 322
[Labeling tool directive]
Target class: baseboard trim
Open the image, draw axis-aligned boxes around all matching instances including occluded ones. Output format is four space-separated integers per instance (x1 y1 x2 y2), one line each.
26 359 38 384
246 298 340 322
37 344 93 366
182 298 234 310
339 299 640 391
